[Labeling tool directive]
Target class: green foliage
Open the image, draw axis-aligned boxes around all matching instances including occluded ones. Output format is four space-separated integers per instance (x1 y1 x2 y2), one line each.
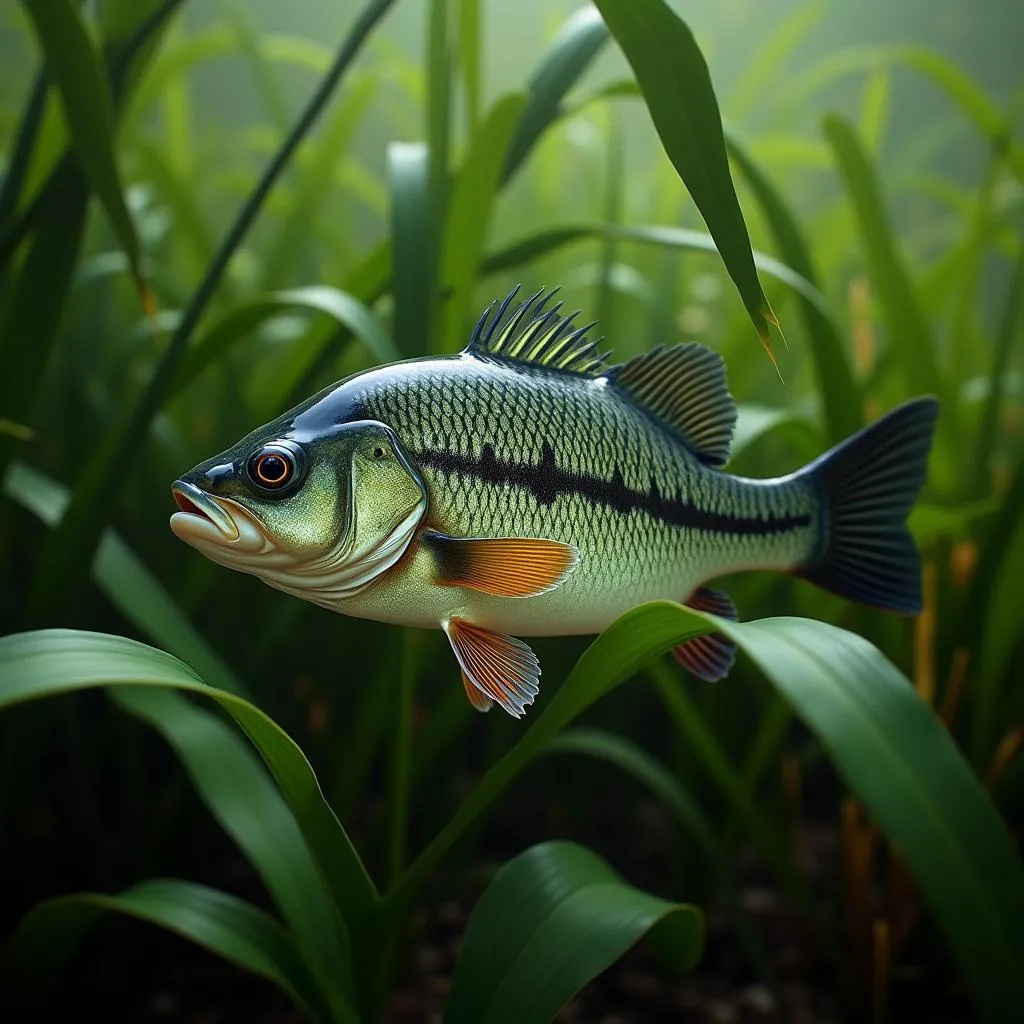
444 841 703 1023
1 0 1022 1021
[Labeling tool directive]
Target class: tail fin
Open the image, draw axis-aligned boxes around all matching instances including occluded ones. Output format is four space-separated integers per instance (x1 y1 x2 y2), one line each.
797 397 939 614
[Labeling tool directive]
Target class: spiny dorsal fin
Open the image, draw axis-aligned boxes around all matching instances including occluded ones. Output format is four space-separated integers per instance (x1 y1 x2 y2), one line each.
606 344 737 467
466 286 610 376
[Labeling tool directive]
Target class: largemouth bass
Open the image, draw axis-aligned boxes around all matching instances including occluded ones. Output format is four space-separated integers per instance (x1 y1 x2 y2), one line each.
171 287 938 717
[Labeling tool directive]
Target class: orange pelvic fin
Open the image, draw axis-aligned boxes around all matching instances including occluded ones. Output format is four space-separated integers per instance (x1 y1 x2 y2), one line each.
444 616 540 718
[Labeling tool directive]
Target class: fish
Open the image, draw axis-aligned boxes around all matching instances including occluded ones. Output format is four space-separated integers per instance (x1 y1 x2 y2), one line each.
170 286 939 718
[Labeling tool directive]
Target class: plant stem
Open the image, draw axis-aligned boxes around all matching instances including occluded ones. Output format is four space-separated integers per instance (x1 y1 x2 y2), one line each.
28 0 401 623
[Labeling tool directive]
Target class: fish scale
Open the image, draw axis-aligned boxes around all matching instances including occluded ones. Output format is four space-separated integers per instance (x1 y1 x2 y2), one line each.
171 286 939 717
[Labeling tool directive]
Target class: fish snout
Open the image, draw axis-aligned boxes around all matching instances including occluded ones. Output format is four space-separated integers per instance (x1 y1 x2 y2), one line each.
170 480 241 544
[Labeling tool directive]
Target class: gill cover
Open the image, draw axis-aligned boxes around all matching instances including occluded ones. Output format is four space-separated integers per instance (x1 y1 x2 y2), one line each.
171 420 428 610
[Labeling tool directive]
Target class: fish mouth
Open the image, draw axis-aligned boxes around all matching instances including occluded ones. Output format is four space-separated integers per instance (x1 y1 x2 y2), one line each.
170 481 241 543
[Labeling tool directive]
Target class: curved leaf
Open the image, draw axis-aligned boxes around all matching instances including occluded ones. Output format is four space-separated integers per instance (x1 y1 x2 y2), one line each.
440 93 527 349
389 141 432 356
443 840 702 1024
823 117 955 457
386 601 1024 1022
168 286 396 400
592 0 779 362
2 880 338 1024
502 7 609 184
543 729 777 993
20 0 147 304
714 615 1024 1023
726 131 861 444
0 630 379 946
3 461 248 698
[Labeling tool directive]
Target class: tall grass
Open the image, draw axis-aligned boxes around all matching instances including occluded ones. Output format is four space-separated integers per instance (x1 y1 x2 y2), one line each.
1 1 1022 1021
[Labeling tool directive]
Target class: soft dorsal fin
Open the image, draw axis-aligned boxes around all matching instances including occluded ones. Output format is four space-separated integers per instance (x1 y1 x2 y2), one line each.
606 344 737 466
466 285 610 376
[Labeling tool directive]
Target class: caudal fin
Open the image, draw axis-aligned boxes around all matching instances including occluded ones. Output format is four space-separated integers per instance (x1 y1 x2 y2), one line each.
797 397 939 614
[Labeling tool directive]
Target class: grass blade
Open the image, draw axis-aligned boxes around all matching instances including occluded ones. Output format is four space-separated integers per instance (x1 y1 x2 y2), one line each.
444 841 703 1024
822 117 954 441
19 0 148 305
0 629 380 941
440 93 527 350
389 141 432 356
502 6 609 184
108 685 352 1016
4 461 248 698
592 0 780 363
2 881 339 1023
719 615 1024 1022
544 729 779 995
168 286 397 400
27 0 400 624
726 131 861 444
458 0 481 133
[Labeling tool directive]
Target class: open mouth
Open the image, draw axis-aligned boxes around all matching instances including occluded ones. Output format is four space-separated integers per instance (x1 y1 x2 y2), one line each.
170 481 240 541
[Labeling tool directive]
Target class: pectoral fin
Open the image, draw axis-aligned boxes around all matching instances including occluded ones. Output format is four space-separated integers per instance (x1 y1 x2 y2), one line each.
444 616 540 718
673 586 738 683
426 532 578 598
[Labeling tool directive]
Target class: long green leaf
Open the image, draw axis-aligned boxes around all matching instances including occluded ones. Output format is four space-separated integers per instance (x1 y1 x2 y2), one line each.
27 0 400 624
0 161 88 483
389 141 432 356
4 461 247 698
592 0 779 361
543 729 778 994
503 7 609 184
0 630 380 942
823 117 955 456
713 615 1024 1023
444 841 703 1024
440 93 527 350
19 0 147 303
727 131 861 444
168 286 397 400
382 601 1024 1022
2 881 338 1023
107 686 352 1016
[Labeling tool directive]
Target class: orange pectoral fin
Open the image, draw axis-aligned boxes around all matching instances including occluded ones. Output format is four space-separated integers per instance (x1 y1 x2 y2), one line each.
425 532 578 598
444 617 540 718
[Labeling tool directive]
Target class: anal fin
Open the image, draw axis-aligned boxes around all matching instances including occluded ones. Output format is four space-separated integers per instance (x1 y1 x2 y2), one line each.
444 617 540 718
673 586 738 683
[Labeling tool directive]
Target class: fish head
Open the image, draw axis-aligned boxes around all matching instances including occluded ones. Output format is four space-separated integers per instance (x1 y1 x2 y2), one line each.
170 418 428 608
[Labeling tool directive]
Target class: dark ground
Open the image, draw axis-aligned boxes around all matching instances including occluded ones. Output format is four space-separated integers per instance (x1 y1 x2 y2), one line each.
15 802 979 1024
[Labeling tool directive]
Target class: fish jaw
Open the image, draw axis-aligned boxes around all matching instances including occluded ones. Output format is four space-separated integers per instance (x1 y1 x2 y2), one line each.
169 481 268 555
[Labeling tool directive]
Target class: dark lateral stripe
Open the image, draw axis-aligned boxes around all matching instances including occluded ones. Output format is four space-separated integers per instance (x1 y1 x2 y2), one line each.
417 441 812 535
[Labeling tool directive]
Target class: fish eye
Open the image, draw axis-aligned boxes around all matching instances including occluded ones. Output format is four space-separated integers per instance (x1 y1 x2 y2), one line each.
247 441 304 493
373 445 386 459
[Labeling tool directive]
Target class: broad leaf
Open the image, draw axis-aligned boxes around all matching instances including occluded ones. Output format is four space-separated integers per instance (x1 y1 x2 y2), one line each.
168 286 396 400
444 841 703 1024
592 0 780 362
0 630 379 948
503 7 609 183
2 880 339 1024
440 93 526 350
389 141 433 356
19 0 148 304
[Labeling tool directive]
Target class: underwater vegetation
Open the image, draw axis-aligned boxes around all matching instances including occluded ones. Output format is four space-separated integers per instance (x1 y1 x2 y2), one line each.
0 0 1022 1021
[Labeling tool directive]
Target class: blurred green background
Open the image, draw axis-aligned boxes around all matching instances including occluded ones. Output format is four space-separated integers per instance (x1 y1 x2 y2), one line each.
1 0 1022 1021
